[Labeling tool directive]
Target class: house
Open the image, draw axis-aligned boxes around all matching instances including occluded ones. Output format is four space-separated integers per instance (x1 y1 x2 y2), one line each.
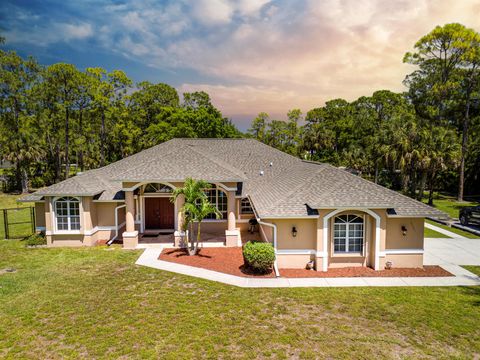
21 138 445 271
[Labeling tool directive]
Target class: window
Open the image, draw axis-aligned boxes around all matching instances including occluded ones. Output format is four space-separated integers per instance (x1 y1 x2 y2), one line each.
240 198 253 214
144 183 173 193
54 197 80 231
333 215 363 253
204 187 227 219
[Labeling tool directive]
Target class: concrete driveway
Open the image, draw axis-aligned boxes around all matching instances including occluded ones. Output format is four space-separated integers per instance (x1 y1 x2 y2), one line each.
424 237 480 266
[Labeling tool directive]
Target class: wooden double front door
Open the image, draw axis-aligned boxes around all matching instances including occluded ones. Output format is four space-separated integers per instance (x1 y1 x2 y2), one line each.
145 197 174 229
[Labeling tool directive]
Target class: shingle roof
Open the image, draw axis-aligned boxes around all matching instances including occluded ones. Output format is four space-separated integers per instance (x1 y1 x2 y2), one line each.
25 138 447 218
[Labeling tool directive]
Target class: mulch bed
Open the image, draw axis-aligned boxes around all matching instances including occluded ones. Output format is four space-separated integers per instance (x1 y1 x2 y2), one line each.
159 247 453 278
280 266 453 278
159 247 275 278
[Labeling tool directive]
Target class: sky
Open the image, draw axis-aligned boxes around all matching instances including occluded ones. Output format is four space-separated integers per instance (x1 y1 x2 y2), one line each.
1 0 480 130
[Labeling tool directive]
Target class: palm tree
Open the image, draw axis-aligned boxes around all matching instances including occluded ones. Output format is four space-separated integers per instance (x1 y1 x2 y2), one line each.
171 178 221 255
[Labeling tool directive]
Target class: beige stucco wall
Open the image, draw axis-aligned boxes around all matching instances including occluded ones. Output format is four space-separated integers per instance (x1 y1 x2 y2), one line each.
267 219 317 250
35 202 45 228
96 202 122 226
385 217 424 250
277 254 313 268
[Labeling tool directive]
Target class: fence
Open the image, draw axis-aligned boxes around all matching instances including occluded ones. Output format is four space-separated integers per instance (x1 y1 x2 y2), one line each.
0 207 35 239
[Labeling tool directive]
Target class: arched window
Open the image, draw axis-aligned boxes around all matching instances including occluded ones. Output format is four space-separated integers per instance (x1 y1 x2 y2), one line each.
204 187 227 219
54 197 80 231
144 183 173 193
240 198 253 214
333 215 364 253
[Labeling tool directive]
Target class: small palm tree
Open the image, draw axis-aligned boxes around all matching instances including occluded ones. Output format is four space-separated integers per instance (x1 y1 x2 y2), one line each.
171 178 221 255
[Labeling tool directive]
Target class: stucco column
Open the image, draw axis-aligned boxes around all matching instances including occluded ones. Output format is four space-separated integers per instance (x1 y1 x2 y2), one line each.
225 190 239 247
174 194 185 247
122 190 138 249
227 191 236 231
82 197 95 246
45 197 53 246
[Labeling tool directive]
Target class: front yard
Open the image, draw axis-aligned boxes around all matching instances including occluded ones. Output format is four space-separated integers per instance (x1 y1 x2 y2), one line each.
0 240 479 359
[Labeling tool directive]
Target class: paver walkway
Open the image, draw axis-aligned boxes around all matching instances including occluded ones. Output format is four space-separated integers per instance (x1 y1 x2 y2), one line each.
135 246 480 288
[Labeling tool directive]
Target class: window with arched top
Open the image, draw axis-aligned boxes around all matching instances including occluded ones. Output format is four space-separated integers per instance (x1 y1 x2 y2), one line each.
204 186 227 219
143 183 173 193
333 214 364 253
54 197 80 231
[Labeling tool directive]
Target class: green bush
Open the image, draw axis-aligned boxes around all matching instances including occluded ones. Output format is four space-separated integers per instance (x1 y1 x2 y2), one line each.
23 233 47 247
243 241 275 273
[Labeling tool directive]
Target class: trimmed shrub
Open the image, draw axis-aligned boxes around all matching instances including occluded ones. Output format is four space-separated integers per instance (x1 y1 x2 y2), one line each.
243 241 275 273
23 233 46 247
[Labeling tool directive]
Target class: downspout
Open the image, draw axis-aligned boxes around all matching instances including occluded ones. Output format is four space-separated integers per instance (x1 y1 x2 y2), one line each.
247 194 280 277
257 219 280 277
107 204 126 246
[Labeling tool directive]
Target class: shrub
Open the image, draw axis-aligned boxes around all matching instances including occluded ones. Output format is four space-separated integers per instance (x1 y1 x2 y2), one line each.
23 233 46 247
243 241 275 273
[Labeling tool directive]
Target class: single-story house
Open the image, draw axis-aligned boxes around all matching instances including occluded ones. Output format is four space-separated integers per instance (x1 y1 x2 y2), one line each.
21 138 445 271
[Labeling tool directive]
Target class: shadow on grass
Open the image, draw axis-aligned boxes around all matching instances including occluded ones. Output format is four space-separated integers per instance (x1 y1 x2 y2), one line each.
460 286 480 306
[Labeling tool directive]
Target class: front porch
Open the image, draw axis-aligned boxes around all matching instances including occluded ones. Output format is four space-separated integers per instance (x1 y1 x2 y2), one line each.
122 181 246 249
137 229 261 248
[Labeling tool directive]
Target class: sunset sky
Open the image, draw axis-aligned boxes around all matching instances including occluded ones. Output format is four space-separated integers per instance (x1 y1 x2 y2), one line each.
2 0 480 129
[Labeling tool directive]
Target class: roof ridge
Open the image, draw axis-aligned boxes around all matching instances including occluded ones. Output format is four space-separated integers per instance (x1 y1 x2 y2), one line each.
187 144 246 179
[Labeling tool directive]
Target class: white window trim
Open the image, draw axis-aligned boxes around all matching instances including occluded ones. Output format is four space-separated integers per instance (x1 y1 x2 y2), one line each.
332 215 364 255
204 186 227 220
52 196 82 234
240 197 254 214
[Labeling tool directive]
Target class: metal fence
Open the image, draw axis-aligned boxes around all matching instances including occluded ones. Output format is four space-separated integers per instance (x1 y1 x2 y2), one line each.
1 207 35 239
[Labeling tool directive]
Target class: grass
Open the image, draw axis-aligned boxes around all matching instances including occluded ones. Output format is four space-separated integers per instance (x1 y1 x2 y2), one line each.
422 192 479 219
0 241 479 358
0 193 33 240
463 266 480 277
424 225 450 238
426 219 479 239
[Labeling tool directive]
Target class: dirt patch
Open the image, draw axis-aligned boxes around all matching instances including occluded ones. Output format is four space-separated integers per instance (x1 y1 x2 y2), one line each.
159 247 275 278
159 247 453 278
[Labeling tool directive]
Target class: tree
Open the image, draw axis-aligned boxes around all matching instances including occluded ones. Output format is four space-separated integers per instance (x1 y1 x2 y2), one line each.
404 23 480 200
171 178 220 255
247 112 269 141
0 49 42 192
41 63 82 179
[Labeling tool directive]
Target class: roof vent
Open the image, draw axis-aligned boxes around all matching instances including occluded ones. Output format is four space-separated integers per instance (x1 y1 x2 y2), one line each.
260 170 264 176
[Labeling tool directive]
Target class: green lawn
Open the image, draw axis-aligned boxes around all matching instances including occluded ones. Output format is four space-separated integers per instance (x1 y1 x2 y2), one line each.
424 225 450 238
422 192 479 219
0 241 479 358
463 266 480 277
426 219 479 239
0 193 33 240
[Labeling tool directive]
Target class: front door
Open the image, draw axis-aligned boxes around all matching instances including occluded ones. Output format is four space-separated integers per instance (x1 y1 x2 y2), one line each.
145 197 174 229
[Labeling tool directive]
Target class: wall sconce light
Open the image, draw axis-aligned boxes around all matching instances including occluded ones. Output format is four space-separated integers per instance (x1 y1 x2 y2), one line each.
401 226 407 236
292 226 297 237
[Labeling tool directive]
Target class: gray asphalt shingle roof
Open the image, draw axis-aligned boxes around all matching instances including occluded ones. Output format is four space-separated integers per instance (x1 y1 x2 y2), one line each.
23 138 446 218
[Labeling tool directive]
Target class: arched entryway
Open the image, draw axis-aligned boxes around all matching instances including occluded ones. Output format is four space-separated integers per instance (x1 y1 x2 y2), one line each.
141 183 176 232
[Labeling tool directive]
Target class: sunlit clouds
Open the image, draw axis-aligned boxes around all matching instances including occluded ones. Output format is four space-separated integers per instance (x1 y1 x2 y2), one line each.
2 0 480 128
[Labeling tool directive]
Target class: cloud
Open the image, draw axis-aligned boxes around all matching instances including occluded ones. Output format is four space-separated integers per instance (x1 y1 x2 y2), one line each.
3 0 480 125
